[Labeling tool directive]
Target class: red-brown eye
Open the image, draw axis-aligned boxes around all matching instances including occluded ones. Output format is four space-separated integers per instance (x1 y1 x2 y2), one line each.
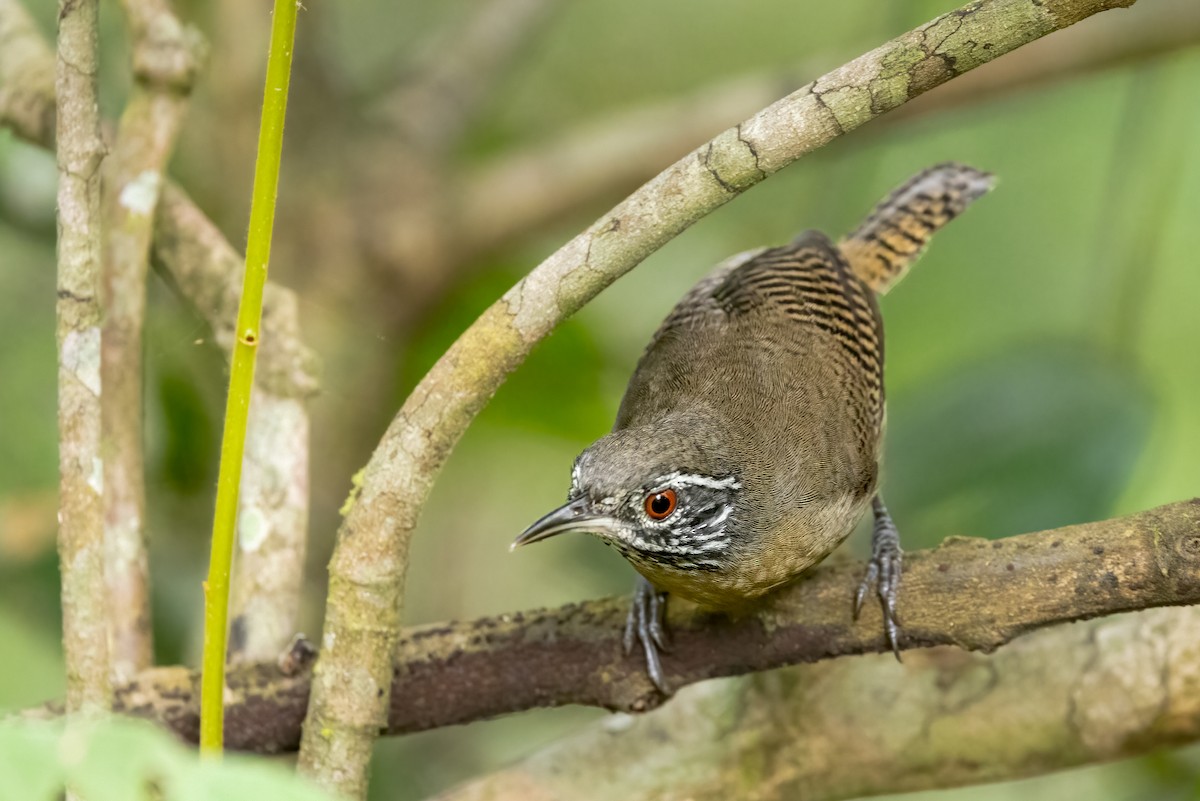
644 489 678 520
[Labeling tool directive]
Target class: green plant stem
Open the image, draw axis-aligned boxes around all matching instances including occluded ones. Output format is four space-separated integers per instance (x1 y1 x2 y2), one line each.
200 0 298 755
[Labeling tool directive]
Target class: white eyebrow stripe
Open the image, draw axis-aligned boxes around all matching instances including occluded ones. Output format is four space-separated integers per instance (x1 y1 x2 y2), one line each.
652 471 742 491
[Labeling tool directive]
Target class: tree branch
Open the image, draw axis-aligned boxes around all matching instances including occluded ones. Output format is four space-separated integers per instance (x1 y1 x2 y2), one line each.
30 499 1194 758
0 1 320 665
458 0 1198 254
299 0 1138 795
438 603 1200 801
102 0 204 683
55 0 112 717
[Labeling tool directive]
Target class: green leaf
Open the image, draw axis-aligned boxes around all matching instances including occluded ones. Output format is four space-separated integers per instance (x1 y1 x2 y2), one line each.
0 720 60 801
0 717 336 801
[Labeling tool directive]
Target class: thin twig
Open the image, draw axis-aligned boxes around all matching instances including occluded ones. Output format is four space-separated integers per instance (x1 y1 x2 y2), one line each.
102 0 204 683
25 499 1200 753
199 0 299 753
298 0 1138 796
55 0 111 716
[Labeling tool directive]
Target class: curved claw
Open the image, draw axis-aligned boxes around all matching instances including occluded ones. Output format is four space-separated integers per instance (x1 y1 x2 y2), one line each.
853 560 878 619
855 496 904 660
624 577 671 694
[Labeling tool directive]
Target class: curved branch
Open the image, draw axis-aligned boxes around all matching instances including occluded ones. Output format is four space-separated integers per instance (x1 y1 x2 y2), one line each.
24 499 1196 754
458 0 1199 254
300 0 1139 794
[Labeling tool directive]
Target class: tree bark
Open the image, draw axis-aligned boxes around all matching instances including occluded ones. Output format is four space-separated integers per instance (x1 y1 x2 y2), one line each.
438 603 1200 801
23 499 1198 762
55 0 112 718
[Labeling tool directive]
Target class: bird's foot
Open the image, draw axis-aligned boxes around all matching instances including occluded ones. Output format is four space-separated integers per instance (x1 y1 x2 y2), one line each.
623 577 671 694
854 495 903 659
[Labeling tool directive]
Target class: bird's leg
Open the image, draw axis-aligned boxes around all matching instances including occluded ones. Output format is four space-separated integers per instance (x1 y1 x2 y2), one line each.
854 494 903 659
623 576 671 693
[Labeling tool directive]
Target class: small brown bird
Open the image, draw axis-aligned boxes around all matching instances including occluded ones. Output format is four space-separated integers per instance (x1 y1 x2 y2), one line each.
515 163 994 691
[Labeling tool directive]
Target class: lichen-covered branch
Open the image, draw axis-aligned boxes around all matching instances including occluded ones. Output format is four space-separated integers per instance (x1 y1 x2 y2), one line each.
438 603 1200 801
26 499 1200 759
101 0 204 683
458 0 1197 255
298 0 1138 796
55 0 111 716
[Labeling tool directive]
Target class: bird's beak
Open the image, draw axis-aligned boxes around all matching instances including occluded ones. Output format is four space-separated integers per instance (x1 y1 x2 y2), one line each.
511 498 624 550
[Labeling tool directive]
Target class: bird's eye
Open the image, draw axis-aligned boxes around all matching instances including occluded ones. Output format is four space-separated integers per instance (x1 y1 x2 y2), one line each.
644 488 678 520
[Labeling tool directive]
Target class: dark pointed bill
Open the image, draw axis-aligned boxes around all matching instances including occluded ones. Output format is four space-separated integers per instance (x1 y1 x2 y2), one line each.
512 498 624 550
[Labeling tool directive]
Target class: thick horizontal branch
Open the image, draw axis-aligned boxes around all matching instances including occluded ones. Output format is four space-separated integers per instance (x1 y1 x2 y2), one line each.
27 499 1197 752
439 604 1200 801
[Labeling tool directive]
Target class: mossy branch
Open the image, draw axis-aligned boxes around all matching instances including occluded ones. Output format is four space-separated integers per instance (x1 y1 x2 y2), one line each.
298 0 1138 796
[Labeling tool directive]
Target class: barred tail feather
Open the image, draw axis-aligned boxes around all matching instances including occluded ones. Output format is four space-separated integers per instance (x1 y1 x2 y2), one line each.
838 163 995 295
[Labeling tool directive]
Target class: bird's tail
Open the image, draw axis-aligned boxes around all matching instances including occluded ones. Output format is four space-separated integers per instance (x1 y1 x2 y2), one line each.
837 163 995 295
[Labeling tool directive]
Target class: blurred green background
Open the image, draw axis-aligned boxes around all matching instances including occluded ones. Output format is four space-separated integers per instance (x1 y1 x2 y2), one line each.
2 0 1199 799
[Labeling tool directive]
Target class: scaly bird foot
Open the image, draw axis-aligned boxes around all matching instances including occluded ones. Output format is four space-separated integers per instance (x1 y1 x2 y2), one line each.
624 576 671 693
854 494 903 659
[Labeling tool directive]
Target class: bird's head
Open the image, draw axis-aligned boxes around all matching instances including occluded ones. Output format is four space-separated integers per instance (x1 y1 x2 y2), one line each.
513 423 744 572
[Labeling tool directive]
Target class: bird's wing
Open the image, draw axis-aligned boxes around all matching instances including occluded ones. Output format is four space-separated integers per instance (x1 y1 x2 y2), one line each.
838 162 994 295
711 229 883 412
617 231 884 431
